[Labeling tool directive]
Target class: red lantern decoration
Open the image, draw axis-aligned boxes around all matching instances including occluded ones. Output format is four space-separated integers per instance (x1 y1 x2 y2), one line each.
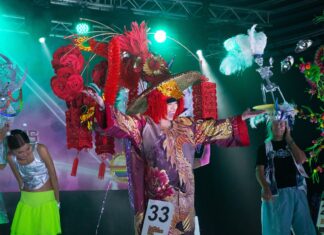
192 81 217 120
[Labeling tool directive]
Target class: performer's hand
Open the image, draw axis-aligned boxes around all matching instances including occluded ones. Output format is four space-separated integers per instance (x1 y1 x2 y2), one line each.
284 120 293 143
241 108 265 121
82 89 105 110
261 186 272 201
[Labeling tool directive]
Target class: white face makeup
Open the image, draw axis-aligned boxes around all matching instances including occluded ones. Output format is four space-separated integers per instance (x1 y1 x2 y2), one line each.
166 101 178 121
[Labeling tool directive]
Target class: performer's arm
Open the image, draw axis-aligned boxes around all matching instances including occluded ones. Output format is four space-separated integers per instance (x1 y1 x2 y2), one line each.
255 145 272 201
194 115 250 147
285 123 306 164
7 154 24 190
193 109 264 147
38 144 60 203
255 165 272 201
90 89 145 146
98 106 146 148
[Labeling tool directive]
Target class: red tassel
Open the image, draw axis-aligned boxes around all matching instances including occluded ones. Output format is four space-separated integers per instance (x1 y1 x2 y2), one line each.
71 156 79 176
98 162 106 180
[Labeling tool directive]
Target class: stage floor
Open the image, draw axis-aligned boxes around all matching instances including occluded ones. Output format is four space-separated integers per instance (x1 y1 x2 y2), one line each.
1 190 134 235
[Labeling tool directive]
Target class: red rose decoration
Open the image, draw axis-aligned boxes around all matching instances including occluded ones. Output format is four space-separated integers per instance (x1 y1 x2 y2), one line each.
51 76 68 100
56 67 75 79
52 45 73 71
52 45 83 73
65 74 84 96
51 74 83 102
60 53 84 74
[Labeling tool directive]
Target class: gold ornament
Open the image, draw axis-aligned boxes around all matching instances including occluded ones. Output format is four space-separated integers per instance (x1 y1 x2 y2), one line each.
73 36 92 52
157 80 183 99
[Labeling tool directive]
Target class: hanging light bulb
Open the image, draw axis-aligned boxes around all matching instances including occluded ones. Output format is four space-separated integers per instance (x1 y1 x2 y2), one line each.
295 40 312 53
280 56 294 73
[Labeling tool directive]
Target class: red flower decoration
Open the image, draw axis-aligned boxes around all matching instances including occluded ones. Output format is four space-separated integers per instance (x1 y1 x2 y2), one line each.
66 74 84 95
51 74 83 101
60 53 84 74
299 63 306 72
51 76 68 100
52 45 83 72
145 167 174 200
56 67 75 79
305 63 311 70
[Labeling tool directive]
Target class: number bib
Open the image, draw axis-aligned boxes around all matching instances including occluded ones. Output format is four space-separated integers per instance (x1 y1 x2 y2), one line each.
141 199 174 235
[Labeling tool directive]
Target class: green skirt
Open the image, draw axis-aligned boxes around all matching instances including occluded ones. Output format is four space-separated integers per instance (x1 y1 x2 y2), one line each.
11 190 61 235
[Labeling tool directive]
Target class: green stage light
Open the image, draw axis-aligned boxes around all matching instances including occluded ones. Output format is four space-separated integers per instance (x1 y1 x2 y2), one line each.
154 30 166 43
75 22 90 35
38 37 46 43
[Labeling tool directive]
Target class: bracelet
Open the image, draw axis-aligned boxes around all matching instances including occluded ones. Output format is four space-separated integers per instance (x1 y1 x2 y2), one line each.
57 202 61 209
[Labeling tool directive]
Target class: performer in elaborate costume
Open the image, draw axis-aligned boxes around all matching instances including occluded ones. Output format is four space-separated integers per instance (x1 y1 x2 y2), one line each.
0 53 25 231
49 20 263 234
92 71 263 234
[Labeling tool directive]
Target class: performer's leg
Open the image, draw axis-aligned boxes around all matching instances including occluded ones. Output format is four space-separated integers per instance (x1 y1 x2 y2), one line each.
261 188 294 235
291 189 317 235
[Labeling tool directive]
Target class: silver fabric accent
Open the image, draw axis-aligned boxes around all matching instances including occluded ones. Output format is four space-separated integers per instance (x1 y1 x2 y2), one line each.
13 144 49 190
